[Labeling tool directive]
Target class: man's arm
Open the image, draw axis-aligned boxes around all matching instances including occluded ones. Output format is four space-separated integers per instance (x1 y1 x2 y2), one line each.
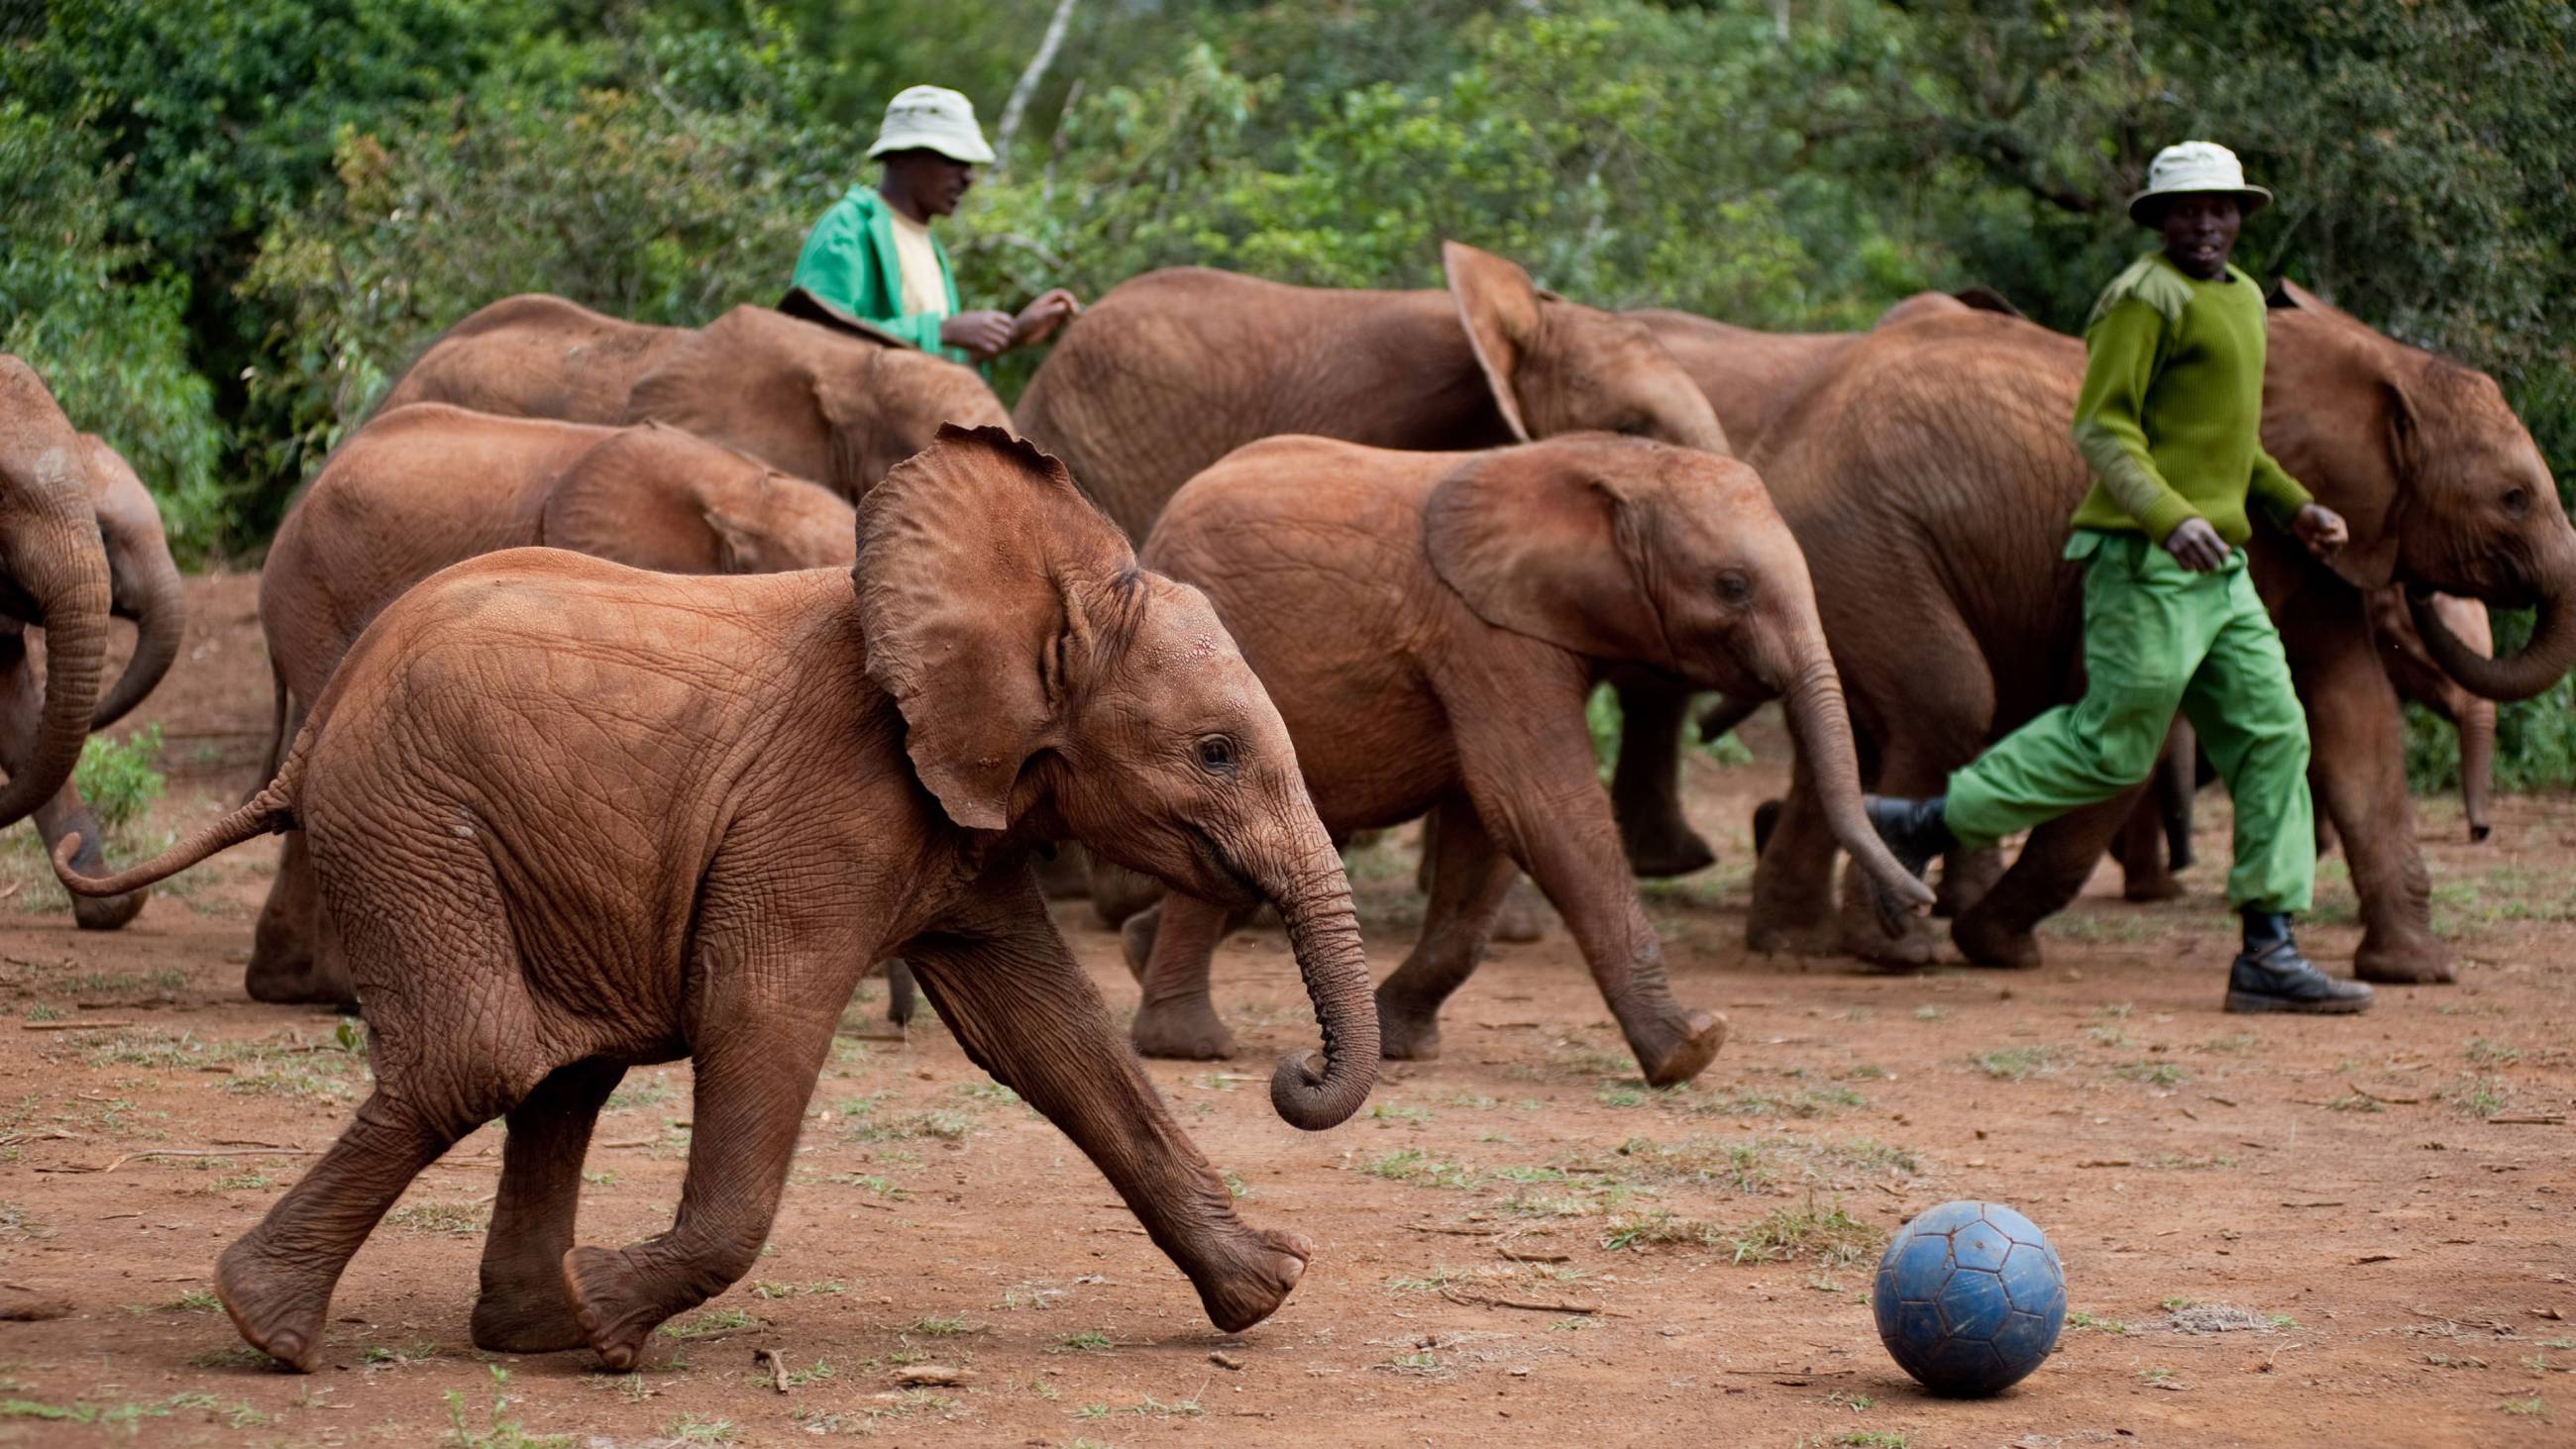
2070 298 2199 543
2247 447 2315 528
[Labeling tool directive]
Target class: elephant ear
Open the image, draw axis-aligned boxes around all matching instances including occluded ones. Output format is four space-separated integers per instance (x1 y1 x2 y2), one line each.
857 424 1135 830
1444 241 1543 444
540 426 749 573
1422 446 1676 671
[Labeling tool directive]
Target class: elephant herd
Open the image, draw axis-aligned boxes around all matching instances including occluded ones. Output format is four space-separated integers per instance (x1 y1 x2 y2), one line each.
3 237 2562 1373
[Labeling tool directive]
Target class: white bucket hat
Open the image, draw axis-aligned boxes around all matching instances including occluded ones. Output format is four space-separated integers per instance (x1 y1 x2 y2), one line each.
867 85 996 165
2127 141 2271 227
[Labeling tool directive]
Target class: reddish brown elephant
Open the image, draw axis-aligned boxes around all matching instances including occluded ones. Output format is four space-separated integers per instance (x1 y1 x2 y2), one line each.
378 294 1010 498
1118 434 1930 1085
1 360 184 928
1015 242 1736 877
58 426 1378 1373
247 403 858 1005
1734 287 2569 982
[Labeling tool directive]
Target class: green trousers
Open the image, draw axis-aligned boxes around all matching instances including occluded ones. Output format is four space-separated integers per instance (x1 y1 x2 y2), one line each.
1945 530 2314 913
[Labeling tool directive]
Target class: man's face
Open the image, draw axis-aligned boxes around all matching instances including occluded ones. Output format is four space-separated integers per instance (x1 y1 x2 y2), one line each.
890 152 975 218
2156 193 2242 280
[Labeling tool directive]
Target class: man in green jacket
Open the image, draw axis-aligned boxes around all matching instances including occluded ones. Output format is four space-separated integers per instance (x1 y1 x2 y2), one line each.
1865 141 2372 1015
790 85 1079 364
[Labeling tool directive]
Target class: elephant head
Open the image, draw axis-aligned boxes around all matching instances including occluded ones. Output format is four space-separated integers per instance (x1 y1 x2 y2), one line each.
0 357 114 828
626 306 1012 501
79 437 186 731
540 425 857 574
1445 242 1733 456
1420 436 1934 920
2260 282 2576 701
857 425 1378 1130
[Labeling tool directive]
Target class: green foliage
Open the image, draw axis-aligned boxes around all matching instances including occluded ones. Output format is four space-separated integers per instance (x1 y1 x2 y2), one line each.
72 727 165 837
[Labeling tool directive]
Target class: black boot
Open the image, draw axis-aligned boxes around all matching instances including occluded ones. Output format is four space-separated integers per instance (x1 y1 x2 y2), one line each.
1862 795 1958 880
2224 911 2372 1014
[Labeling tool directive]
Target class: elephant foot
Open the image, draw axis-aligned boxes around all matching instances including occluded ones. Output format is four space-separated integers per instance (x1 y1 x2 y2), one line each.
1621 816 1717 880
1622 1008 1728 1087
1491 879 1547 944
471 1281 588 1355
1842 917 1939 971
2121 873 2186 903
70 886 147 932
1747 915 1837 956
1130 996 1236 1061
1950 908 2044 970
561 1245 679 1373
2353 933 2454 984
1373 989 1445 1062
1932 849 2006 920
214 1233 330 1373
1189 1227 1310 1333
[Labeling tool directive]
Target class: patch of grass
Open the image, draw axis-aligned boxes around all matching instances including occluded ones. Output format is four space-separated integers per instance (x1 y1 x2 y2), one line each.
74 726 165 835
658 1307 759 1341
666 1415 735 1443
2448 1078 2511 1119
1367 1101 1432 1122
1049 1328 1114 1354
188 1344 279 1370
1220 1169 1251 1199
1687 1084 1868 1118
0 1202 44 1239
443 1366 572 1449
0 1393 219 1432
2200 1033 2258 1055
1836 1432 1908 1448
1360 1148 1475 1189
2139 1365 2179 1386
2323 1090 2387 1113
2499 1396 2549 1421
749 1280 845 1299
901 1316 982 1337
363 1339 440 1366
387 1201 490 1235
2067 1310 2132 1335
953 1079 1019 1106
2086 1024 2132 1048
847 1107 975 1144
1912 1005 1947 1022
2110 1061 2189 1087
1973 1046 2062 1082
604 1077 674 1111
1725 1196 1882 1268
2465 1038 2522 1067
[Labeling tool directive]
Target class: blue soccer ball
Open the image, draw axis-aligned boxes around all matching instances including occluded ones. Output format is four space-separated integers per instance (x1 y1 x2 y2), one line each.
1872 1199 2066 1397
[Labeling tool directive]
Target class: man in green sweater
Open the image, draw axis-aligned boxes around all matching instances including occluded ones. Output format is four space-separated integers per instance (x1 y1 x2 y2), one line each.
1866 141 2372 1014
790 85 1079 364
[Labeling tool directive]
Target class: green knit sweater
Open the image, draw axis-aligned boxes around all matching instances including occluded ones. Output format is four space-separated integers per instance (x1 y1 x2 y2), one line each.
2067 253 2312 545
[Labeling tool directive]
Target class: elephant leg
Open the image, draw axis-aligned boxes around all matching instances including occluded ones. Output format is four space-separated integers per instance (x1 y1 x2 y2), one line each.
0 650 143 930
1453 676 1724 1087
1129 892 1258 1060
2289 608 2446 983
563 1017 835 1371
1417 807 1541 943
1607 674 1715 878
1933 846 2008 916
2159 720 2198 872
1952 789 2145 968
904 898 1312 1333
1747 755 1840 953
217 1087 469 1371
1088 855 1165 930
473 1057 625 1353
1030 842 1091 899
884 959 916 1027
248 830 359 1008
1374 796 1519 1062
2110 792 2182 902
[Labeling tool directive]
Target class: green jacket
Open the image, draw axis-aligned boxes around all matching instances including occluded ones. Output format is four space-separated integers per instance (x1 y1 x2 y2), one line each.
2067 253 2312 546
790 186 965 362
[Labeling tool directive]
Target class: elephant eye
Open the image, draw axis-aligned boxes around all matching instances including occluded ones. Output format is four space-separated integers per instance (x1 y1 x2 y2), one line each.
2504 486 2531 514
1196 735 1238 774
1716 571 1753 604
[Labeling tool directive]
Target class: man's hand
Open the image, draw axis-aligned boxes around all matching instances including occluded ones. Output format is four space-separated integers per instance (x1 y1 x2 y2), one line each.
1009 288 1083 349
2291 502 2349 561
2164 517 2231 572
939 310 1016 362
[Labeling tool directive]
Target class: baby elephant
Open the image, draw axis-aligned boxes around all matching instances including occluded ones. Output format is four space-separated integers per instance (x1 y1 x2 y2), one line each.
59 426 1377 1372
1126 434 1931 1086
248 403 855 1007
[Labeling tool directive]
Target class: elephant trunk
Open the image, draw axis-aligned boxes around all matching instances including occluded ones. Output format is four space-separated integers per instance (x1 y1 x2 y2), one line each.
91 532 184 731
2459 698 2496 843
1259 821 1379 1132
0 508 112 829
2408 550 2576 702
1780 648 1935 924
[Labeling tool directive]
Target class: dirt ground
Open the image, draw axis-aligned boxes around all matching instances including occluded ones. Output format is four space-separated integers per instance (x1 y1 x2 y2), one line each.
0 570 2569 1447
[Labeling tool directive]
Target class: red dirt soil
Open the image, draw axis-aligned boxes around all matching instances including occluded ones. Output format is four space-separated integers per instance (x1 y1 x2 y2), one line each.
0 570 2569 1446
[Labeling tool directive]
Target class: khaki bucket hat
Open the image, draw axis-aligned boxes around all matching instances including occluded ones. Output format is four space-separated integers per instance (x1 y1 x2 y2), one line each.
867 85 996 165
2127 141 2272 227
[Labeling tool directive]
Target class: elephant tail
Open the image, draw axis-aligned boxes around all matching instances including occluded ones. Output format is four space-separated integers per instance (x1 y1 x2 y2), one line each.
56 737 304 899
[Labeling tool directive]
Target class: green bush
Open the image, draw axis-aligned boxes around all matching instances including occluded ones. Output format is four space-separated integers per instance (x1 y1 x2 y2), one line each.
73 726 165 838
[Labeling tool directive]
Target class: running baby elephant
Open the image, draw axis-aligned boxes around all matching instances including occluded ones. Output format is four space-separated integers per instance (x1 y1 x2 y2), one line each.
1121 434 1933 1085
57 426 1378 1372
247 403 856 1007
